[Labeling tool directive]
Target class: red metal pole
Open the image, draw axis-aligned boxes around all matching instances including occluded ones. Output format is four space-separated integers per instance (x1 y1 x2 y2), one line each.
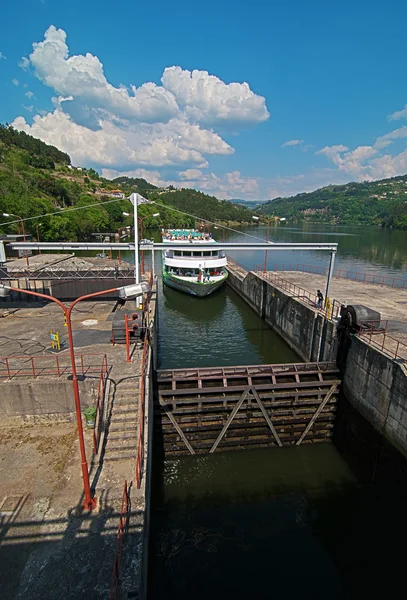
125 314 131 363
35 224 42 255
65 304 96 510
3 284 120 510
263 219 269 273
19 217 29 268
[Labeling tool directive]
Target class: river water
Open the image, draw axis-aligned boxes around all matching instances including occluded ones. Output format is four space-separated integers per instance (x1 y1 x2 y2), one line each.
145 224 407 600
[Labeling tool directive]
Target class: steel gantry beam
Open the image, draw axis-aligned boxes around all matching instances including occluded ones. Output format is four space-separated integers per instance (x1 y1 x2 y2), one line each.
8 240 337 298
10 241 338 252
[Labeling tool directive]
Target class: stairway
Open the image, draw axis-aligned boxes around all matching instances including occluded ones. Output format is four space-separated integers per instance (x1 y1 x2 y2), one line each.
103 377 140 462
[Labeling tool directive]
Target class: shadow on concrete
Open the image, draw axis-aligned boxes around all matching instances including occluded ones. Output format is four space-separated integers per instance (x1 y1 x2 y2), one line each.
0 487 142 600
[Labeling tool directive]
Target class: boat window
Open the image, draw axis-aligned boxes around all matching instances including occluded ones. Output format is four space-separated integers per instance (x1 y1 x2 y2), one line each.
174 250 182 256
182 251 192 257
193 251 202 257
203 251 211 256
211 251 218 256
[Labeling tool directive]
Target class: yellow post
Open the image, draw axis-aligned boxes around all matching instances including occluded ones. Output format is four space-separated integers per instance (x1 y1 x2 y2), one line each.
325 297 332 320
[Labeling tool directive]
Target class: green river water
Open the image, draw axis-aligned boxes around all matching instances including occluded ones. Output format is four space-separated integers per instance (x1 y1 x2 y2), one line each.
142 224 407 600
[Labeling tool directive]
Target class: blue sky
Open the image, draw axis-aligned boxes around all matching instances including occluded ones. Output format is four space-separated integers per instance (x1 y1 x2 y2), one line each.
1 0 407 199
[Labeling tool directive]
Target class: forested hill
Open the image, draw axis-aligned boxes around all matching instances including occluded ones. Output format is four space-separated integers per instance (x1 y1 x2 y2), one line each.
0 125 192 241
260 176 407 228
153 188 256 223
114 178 256 224
0 124 255 243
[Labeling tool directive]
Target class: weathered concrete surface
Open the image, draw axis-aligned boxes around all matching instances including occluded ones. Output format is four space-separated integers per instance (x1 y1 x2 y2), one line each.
226 261 337 362
0 421 139 600
0 379 98 418
343 335 407 455
0 276 158 599
273 270 407 325
4 252 134 272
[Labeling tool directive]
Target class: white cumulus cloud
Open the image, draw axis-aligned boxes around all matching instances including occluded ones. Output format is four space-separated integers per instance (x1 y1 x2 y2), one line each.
18 57 30 70
375 126 407 149
388 105 407 121
28 25 179 126
0 52 6 61
103 167 260 200
11 25 269 174
178 169 203 180
12 78 19 86
281 139 303 148
12 110 232 168
161 66 269 125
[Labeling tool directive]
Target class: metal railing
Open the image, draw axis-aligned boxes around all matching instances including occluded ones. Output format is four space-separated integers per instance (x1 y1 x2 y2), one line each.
0 352 108 380
0 267 134 280
92 355 110 454
109 480 131 600
134 271 153 488
136 335 149 489
270 263 407 290
357 327 407 361
253 267 341 320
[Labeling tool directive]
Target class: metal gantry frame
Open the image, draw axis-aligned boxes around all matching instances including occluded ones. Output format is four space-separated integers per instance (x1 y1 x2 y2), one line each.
9 240 338 302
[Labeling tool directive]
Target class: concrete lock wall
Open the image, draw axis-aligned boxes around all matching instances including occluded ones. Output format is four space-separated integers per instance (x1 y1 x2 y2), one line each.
226 265 337 362
343 335 407 455
0 377 99 418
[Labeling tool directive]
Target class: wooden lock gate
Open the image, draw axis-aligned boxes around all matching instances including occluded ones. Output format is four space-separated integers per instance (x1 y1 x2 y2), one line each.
155 362 341 455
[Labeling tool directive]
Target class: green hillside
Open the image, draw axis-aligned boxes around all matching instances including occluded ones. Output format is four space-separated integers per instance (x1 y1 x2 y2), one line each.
260 177 407 228
115 181 257 224
0 125 195 241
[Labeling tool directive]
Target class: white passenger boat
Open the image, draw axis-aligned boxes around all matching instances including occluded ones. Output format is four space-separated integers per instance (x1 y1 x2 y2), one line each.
162 229 228 297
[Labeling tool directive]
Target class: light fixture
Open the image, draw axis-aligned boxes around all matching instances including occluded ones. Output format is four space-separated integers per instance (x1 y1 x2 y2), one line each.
118 281 151 300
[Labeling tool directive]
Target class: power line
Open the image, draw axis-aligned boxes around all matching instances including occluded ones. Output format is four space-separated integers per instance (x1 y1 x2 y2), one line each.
152 200 267 242
0 196 125 228
0 194 267 242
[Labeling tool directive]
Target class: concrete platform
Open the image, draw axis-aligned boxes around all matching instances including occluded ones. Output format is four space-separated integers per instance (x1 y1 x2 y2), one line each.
5 253 133 272
0 288 156 598
271 271 407 325
268 270 407 358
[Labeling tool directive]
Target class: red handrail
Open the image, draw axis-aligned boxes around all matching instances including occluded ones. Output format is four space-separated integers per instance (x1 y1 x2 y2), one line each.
0 352 108 380
357 328 407 361
92 355 110 455
136 336 149 489
268 263 407 290
109 480 130 599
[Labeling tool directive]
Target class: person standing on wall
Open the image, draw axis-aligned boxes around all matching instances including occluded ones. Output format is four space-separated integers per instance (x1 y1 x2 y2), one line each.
317 289 324 309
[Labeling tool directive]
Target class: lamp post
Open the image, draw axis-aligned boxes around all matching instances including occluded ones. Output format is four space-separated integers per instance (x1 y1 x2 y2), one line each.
123 210 159 276
0 281 150 510
36 223 42 254
263 217 274 273
138 213 159 274
252 215 273 272
117 227 123 264
3 212 29 267
123 209 138 282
